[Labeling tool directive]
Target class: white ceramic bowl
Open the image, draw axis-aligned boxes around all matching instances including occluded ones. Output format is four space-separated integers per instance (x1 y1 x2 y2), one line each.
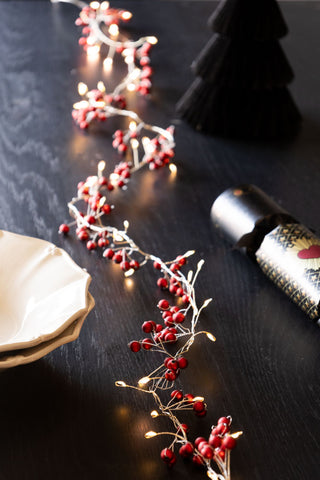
0 230 92 352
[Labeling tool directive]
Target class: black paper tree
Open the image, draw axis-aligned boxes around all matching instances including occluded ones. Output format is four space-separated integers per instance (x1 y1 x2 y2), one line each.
176 0 301 139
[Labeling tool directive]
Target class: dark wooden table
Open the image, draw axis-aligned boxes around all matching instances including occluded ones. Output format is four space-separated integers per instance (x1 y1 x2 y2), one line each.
0 1 319 479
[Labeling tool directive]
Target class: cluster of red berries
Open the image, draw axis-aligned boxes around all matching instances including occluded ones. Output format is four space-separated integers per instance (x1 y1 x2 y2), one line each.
154 257 190 305
128 285 191 353
72 91 126 130
160 416 237 468
143 127 175 171
171 389 206 417
76 4 132 52
103 247 140 272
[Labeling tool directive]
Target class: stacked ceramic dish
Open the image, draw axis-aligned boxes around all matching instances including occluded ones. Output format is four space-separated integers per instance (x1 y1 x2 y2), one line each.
0 230 94 370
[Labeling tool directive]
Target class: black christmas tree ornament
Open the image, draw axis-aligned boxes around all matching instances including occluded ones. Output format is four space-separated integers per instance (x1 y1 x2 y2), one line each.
177 0 301 139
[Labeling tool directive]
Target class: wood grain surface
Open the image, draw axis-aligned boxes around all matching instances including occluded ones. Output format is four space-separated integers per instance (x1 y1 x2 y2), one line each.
0 1 319 480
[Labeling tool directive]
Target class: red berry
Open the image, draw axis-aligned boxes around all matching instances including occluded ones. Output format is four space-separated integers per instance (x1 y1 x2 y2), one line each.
160 448 176 465
120 261 130 271
221 436 237 450
78 230 89 241
103 248 114 259
157 278 168 289
194 437 206 448
59 223 69 234
182 295 190 304
102 204 111 214
177 423 189 434
118 144 127 154
193 401 205 413
217 449 225 460
165 333 176 343
129 341 141 352
173 312 185 323
192 454 205 466
169 285 178 294
170 306 179 313
86 240 97 250
179 442 193 458
216 423 230 435
113 253 122 264
167 359 179 371
195 409 207 417
142 321 154 333
165 369 176 381
98 237 109 248
98 176 108 186
170 263 179 272
85 215 95 224
80 121 88 129
176 287 184 296
209 435 221 448
157 299 169 310
200 445 213 459
153 261 161 270
184 393 194 403
178 357 188 369
142 338 153 350
218 416 231 426
155 324 163 333
129 260 140 270
176 255 186 266
171 389 183 401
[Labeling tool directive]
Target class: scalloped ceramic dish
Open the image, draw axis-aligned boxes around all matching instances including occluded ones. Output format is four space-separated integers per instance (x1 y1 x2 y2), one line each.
0 230 92 352
0 294 94 370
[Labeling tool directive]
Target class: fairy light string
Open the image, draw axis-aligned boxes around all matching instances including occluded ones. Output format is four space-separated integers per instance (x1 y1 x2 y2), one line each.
54 1 242 477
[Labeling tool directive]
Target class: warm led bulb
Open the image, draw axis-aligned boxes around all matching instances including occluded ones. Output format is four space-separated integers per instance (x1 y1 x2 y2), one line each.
121 11 132 21
73 100 89 110
169 163 177 174
231 431 243 439
100 1 110 10
115 381 127 387
138 376 150 387
87 45 100 57
127 83 136 92
206 332 216 342
90 1 100 9
124 269 135 277
146 36 158 45
98 160 106 171
103 57 113 71
129 121 137 131
124 55 134 65
150 410 159 418
131 139 139 149
97 81 106 92
145 431 157 439
109 24 119 36
78 82 88 96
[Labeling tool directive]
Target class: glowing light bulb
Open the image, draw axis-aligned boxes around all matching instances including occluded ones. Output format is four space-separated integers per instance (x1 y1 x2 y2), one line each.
124 220 129 229
206 332 216 342
169 163 177 175
103 57 113 71
99 197 106 207
129 121 137 131
138 376 150 387
90 1 100 9
97 81 106 92
145 431 157 439
100 1 109 10
203 298 212 308
98 161 106 172
231 431 243 439
110 173 120 182
131 139 139 149
114 232 124 242
127 83 136 92
131 68 141 80
185 250 195 258
197 259 205 269
146 36 158 45
121 11 132 20
193 396 205 402
87 45 100 57
109 24 119 36
115 381 127 387
187 270 193 282
150 410 159 418
124 55 134 65
124 268 135 277
73 100 89 110
78 82 88 96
